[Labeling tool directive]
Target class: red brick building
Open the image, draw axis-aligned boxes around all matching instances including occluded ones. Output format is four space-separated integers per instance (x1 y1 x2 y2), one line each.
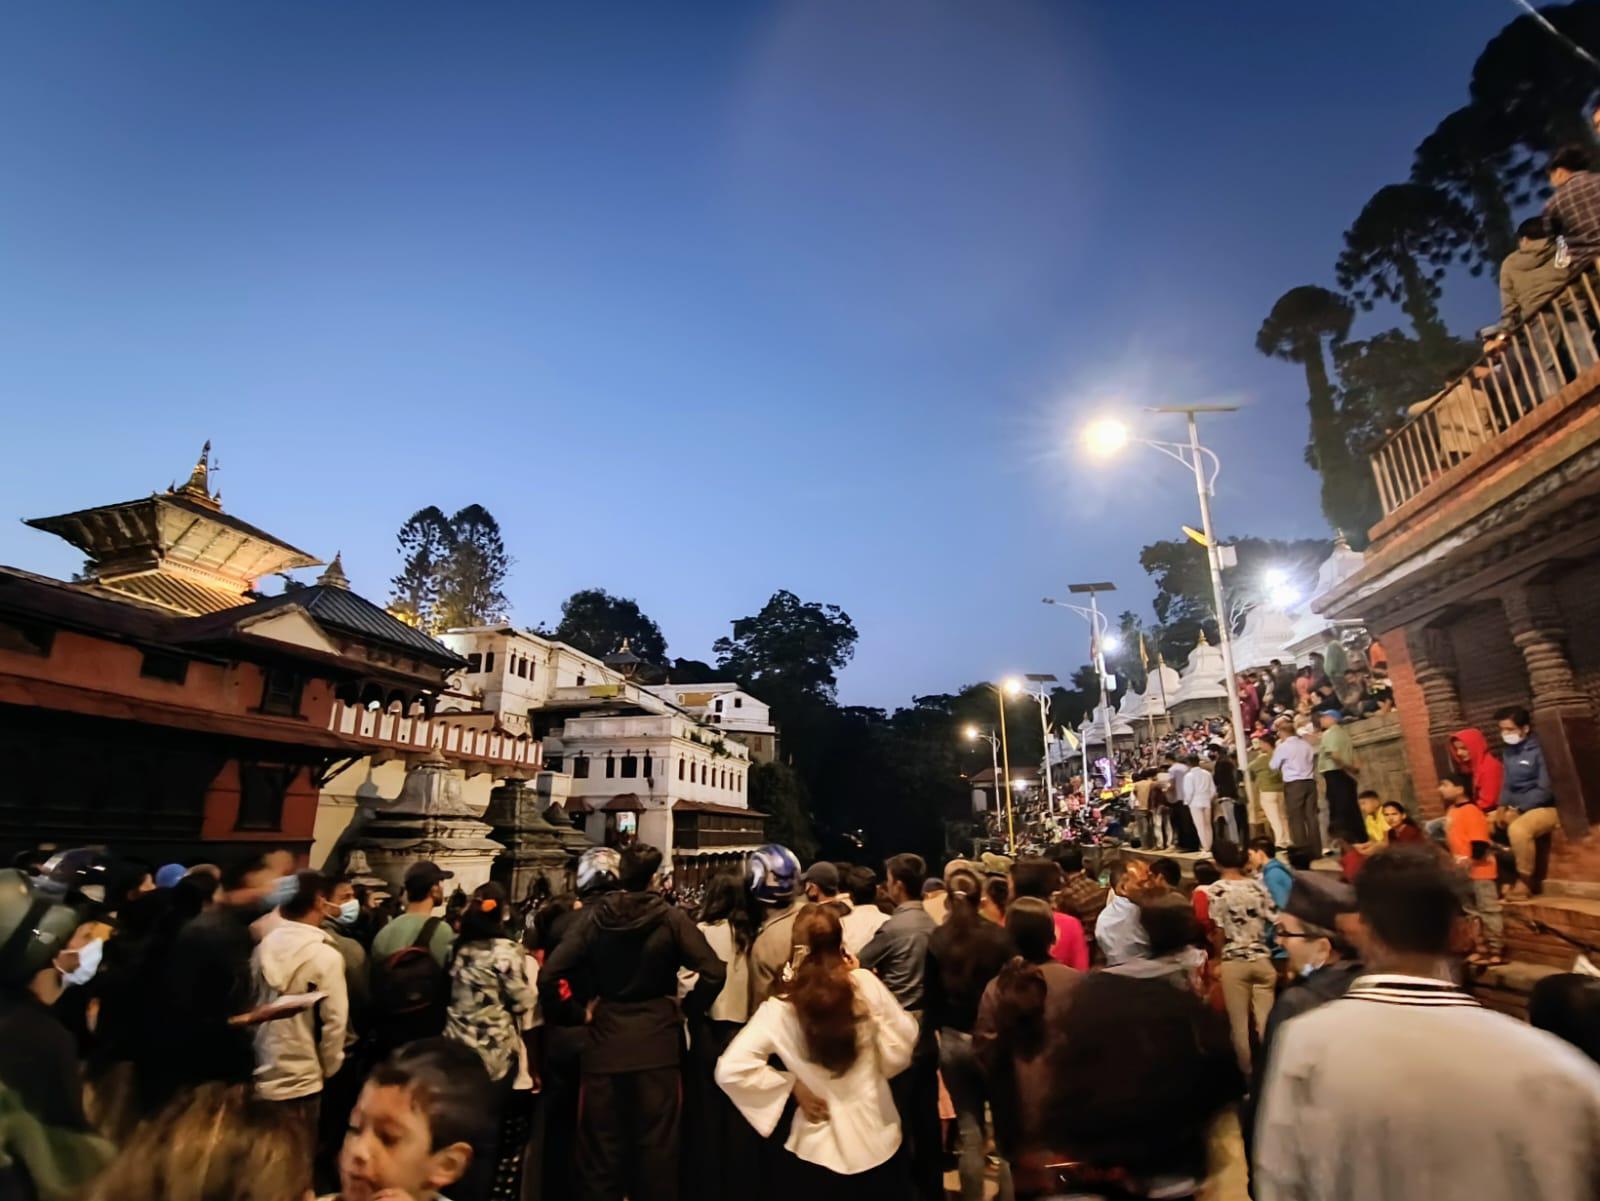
0 445 537 865
1318 283 1600 986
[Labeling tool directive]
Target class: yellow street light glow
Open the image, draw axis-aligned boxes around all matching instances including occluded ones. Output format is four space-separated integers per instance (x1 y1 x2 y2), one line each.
1003 677 1023 696
963 724 980 740
1084 417 1130 457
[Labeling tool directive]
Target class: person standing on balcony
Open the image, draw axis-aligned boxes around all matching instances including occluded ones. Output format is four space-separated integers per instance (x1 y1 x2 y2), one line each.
1501 216 1570 326
1545 145 1600 272
1495 706 1559 902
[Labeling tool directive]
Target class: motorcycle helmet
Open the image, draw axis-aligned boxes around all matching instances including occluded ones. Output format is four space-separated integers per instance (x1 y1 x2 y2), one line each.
0 869 80 986
576 847 621 897
746 843 800 905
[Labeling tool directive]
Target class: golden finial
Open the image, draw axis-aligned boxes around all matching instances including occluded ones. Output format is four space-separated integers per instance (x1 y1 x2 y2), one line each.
317 551 351 589
174 441 220 508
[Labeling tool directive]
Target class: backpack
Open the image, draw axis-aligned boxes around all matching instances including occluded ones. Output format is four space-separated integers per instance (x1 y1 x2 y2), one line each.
370 917 448 1046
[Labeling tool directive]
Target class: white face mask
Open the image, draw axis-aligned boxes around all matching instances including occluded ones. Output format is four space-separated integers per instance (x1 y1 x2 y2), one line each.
62 937 104 987
335 898 360 926
1502 731 1525 747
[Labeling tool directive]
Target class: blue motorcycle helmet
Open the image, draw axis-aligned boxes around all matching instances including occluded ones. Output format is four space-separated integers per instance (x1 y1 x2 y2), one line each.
745 843 800 905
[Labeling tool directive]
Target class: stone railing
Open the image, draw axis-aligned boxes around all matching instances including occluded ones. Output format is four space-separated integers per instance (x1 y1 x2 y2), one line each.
326 702 540 772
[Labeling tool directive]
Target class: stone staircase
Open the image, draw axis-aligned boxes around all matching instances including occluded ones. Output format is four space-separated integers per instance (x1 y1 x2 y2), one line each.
1471 893 1600 1019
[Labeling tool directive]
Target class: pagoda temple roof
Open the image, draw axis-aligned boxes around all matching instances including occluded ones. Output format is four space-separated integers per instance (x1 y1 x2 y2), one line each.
180 585 466 670
25 443 320 606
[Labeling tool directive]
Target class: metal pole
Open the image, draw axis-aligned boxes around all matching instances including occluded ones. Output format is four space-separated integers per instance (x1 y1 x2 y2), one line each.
1037 688 1055 813
989 735 1001 825
1186 412 1253 788
997 689 1015 853
1091 592 1114 785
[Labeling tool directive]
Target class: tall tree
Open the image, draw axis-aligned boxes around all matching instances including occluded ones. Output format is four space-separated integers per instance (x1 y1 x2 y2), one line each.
1335 183 1478 350
1470 1 1600 199
1256 286 1363 534
713 590 858 701
389 506 453 631
435 505 511 630
552 588 668 664
748 762 819 863
1412 105 1519 268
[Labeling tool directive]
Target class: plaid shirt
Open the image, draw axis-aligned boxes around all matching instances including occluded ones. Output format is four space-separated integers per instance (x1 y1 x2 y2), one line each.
1545 170 1600 269
1057 872 1108 941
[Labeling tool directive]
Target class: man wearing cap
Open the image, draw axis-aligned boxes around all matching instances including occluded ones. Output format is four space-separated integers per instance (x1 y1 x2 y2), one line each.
370 861 455 967
1257 871 1362 1080
1316 707 1362 848
799 860 841 907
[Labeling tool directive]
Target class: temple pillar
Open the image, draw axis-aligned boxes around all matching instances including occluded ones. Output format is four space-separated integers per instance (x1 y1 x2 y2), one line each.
1406 624 1468 801
1501 583 1600 835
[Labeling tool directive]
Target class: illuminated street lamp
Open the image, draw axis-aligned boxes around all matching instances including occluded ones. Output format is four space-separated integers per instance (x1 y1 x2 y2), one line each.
1081 405 1252 776
1044 585 1117 795
979 681 1020 851
963 724 1006 845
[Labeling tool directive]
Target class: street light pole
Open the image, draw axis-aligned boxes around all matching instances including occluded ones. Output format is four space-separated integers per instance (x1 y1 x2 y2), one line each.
1171 408 1253 780
996 689 1015 852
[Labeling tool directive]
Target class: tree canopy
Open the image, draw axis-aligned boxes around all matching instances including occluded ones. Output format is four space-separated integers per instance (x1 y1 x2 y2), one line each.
389 504 511 632
713 590 859 701
552 588 668 664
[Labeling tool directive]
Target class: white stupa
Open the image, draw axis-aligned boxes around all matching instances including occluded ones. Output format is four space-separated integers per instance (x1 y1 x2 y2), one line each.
1169 631 1230 724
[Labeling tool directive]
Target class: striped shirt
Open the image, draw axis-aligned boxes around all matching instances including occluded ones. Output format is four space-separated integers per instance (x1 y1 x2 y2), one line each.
1255 972 1600 1201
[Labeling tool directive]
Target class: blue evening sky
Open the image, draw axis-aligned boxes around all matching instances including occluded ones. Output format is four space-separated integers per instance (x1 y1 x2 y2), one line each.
0 2 1519 707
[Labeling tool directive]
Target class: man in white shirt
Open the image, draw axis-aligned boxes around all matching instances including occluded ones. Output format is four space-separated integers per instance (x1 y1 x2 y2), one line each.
1180 754 1218 852
1269 717 1319 859
839 865 889 957
1255 846 1600 1201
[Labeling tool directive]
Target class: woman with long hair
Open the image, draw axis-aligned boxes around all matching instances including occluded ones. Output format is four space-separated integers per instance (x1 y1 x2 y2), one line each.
681 869 761 1201
715 904 917 1199
973 897 1084 1200
928 868 1015 1201
444 883 536 1201
86 1082 310 1201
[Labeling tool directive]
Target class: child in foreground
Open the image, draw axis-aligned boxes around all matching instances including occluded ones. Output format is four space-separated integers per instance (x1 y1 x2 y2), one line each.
322 1038 493 1201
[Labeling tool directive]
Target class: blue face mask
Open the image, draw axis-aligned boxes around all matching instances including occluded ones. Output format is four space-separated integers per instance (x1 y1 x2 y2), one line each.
335 898 360 926
266 874 298 910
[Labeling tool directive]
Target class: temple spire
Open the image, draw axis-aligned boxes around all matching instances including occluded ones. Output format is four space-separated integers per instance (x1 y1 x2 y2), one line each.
173 441 220 509
317 551 351 590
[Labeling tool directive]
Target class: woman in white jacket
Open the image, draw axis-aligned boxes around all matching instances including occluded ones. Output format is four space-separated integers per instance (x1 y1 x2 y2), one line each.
715 903 917 1199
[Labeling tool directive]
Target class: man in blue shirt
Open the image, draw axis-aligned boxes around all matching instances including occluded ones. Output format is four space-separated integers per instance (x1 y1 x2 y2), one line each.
1496 706 1558 901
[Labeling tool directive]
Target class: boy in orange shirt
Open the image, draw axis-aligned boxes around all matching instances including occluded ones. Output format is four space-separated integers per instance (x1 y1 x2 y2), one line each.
1443 774 1506 966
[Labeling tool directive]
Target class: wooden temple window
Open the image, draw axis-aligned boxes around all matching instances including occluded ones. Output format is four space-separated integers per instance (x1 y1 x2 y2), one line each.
621 754 638 778
467 652 483 673
259 668 304 717
139 650 189 685
573 755 590 779
237 762 294 830
0 617 53 658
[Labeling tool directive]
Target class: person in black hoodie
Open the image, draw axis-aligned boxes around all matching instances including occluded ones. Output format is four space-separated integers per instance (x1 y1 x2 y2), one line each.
539 843 725 1201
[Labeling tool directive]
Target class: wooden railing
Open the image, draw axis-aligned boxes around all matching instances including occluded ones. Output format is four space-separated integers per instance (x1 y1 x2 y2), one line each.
1371 260 1600 514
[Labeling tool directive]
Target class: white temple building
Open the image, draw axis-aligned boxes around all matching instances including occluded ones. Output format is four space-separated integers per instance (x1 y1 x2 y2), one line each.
1169 632 1231 726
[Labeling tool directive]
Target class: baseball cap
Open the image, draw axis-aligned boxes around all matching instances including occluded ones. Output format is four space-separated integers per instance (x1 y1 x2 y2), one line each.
800 861 840 893
403 861 454 891
154 863 188 890
1284 871 1357 931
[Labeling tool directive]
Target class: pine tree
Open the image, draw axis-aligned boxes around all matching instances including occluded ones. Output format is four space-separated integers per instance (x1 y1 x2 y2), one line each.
436 504 511 629
389 506 453 631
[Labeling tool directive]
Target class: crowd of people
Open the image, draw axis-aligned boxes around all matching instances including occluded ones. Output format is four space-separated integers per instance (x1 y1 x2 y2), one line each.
4 815 1600 1201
